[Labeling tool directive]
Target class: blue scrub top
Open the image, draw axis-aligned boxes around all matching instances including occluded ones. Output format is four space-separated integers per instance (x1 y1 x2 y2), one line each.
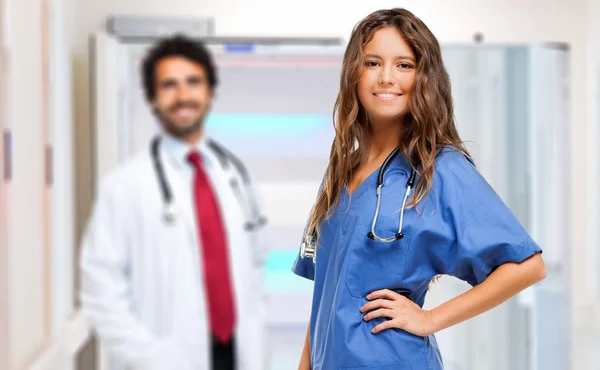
291 148 542 370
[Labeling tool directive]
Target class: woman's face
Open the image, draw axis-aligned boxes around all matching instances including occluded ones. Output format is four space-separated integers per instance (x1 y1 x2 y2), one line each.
357 26 417 126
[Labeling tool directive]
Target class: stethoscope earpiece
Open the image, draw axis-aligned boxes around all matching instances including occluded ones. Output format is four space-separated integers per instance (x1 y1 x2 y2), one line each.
366 231 404 240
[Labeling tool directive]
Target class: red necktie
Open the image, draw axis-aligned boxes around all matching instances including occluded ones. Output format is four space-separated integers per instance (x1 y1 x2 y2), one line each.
187 150 236 344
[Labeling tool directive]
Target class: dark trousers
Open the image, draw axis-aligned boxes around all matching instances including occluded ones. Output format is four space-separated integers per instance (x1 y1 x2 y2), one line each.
211 334 236 370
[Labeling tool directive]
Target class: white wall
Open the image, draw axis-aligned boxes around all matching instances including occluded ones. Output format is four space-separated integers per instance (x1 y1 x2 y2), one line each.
583 0 600 367
49 0 76 342
1 0 47 367
0 0 86 369
586 0 600 301
0 0 8 366
70 0 592 369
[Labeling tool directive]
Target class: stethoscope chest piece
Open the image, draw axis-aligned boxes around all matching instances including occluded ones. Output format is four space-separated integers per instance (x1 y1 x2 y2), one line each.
244 216 268 232
163 202 179 225
300 236 317 263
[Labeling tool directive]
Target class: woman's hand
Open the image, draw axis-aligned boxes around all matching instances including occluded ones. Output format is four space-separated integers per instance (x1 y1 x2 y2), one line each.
360 289 436 337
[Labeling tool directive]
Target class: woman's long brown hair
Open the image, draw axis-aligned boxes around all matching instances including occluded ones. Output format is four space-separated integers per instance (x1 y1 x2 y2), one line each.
306 8 471 240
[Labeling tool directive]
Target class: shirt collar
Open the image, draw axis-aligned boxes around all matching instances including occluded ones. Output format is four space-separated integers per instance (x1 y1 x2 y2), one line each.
160 131 214 170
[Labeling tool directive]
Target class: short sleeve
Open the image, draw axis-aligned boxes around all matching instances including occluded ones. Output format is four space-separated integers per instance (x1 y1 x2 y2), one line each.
291 251 315 281
436 150 543 287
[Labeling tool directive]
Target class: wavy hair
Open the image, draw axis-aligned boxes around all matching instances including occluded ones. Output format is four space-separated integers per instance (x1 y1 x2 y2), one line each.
306 8 471 240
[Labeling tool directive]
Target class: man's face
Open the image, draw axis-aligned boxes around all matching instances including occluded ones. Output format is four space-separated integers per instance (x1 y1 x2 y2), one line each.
151 56 213 139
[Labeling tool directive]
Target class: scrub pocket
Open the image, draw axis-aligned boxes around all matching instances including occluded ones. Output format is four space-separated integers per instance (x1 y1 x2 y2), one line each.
345 223 411 298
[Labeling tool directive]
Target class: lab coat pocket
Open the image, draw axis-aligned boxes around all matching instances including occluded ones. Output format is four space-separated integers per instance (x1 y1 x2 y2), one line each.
345 224 411 299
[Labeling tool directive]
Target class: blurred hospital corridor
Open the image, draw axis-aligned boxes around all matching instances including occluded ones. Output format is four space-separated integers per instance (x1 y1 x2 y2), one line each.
1 0 600 369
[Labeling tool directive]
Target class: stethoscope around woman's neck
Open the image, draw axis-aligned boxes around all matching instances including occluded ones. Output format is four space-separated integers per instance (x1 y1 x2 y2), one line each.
300 145 417 262
368 145 417 242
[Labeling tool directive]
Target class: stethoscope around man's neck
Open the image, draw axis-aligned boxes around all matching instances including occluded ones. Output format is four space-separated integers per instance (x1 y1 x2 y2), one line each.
151 137 178 223
150 135 267 231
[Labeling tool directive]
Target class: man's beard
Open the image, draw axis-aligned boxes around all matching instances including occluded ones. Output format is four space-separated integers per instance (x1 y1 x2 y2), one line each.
154 103 205 139
161 114 204 138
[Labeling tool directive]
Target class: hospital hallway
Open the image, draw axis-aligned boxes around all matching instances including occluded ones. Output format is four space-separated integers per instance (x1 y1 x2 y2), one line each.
2 0 600 369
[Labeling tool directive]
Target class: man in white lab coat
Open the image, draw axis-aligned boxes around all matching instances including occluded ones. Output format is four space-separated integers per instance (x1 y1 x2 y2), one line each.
80 34 269 370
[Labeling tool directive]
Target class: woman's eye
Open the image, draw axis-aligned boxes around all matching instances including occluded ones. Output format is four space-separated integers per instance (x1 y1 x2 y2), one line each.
365 61 379 67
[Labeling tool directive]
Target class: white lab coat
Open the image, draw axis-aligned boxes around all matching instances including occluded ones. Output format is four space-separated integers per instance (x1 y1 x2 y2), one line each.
79 135 269 370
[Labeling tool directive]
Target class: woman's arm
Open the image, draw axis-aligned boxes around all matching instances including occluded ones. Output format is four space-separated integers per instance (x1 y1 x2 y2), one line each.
429 252 546 333
361 253 546 336
298 322 311 370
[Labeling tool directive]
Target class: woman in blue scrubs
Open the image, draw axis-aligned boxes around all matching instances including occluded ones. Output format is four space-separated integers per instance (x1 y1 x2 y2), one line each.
292 8 546 370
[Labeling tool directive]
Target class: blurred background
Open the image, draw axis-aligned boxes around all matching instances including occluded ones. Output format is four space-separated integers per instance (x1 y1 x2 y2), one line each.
1 0 600 369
